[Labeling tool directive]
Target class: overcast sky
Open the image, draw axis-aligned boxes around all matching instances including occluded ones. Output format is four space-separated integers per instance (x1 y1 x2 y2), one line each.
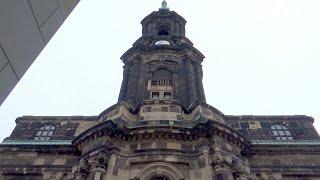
1 0 320 140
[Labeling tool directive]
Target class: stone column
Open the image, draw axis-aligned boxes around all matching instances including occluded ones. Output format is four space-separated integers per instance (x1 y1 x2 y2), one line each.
118 63 131 102
92 167 105 180
194 63 206 102
105 153 117 180
88 152 108 180
183 58 195 106
136 59 146 105
172 70 180 101
212 149 233 180
186 59 197 104
201 146 214 179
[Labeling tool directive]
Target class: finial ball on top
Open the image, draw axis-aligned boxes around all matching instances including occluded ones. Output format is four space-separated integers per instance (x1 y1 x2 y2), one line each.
160 0 169 10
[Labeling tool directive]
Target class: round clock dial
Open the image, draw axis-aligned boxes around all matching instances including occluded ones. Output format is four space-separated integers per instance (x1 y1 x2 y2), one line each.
155 40 170 46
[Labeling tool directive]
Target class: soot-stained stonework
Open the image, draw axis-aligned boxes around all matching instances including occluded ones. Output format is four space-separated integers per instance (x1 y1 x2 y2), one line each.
1 2 320 180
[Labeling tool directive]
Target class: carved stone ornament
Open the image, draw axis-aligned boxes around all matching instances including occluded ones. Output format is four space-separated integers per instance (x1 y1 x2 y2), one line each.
88 152 108 172
73 158 90 179
212 150 233 171
73 150 110 179
233 160 250 180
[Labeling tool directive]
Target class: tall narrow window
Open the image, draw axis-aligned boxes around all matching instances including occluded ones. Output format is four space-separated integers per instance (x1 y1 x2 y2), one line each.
34 125 55 140
164 92 172 100
151 92 160 99
271 124 293 140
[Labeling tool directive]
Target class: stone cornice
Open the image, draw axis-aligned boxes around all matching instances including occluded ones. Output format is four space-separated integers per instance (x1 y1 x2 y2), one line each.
225 115 314 122
15 115 97 123
0 139 72 145
0 143 77 154
72 119 250 151
251 140 320 145
246 141 320 155
121 42 204 64
0 165 73 176
250 165 320 174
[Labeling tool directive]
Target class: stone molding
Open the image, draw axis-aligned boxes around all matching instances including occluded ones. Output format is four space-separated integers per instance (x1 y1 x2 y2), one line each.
73 120 249 153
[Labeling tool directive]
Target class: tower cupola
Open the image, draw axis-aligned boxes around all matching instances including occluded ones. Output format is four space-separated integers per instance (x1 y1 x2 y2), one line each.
141 1 186 38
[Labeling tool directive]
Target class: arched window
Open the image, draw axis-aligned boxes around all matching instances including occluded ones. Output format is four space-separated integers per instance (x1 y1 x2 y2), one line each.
271 124 293 140
135 162 184 180
34 125 55 140
158 25 170 36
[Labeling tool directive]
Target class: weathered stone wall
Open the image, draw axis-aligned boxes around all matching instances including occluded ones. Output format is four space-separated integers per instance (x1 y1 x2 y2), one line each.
0 148 77 179
248 153 320 179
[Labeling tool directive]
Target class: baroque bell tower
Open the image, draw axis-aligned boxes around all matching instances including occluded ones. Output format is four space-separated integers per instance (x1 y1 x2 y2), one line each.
118 1 206 109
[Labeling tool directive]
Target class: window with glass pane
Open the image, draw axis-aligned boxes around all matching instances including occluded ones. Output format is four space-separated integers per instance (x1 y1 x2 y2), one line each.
151 92 160 99
270 124 293 140
164 92 172 100
34 125 56 140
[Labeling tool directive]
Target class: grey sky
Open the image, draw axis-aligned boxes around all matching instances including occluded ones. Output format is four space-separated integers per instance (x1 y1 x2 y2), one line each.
1 0 320 140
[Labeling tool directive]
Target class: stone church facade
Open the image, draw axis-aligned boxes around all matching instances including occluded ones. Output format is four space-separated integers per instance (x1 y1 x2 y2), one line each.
1 2 320 180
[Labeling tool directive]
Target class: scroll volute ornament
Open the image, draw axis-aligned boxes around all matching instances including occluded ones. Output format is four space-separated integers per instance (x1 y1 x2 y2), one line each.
73 151 109 179
88 152 108 170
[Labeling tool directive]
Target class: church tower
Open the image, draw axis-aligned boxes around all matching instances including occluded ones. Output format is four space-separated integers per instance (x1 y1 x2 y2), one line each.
1 1 320 180
118 1 206 109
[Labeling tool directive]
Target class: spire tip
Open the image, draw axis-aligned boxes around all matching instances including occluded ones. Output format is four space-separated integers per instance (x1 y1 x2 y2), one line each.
160 0 169 10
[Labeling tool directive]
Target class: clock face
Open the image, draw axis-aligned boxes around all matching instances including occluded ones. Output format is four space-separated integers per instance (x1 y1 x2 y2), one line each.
155 40 170 46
